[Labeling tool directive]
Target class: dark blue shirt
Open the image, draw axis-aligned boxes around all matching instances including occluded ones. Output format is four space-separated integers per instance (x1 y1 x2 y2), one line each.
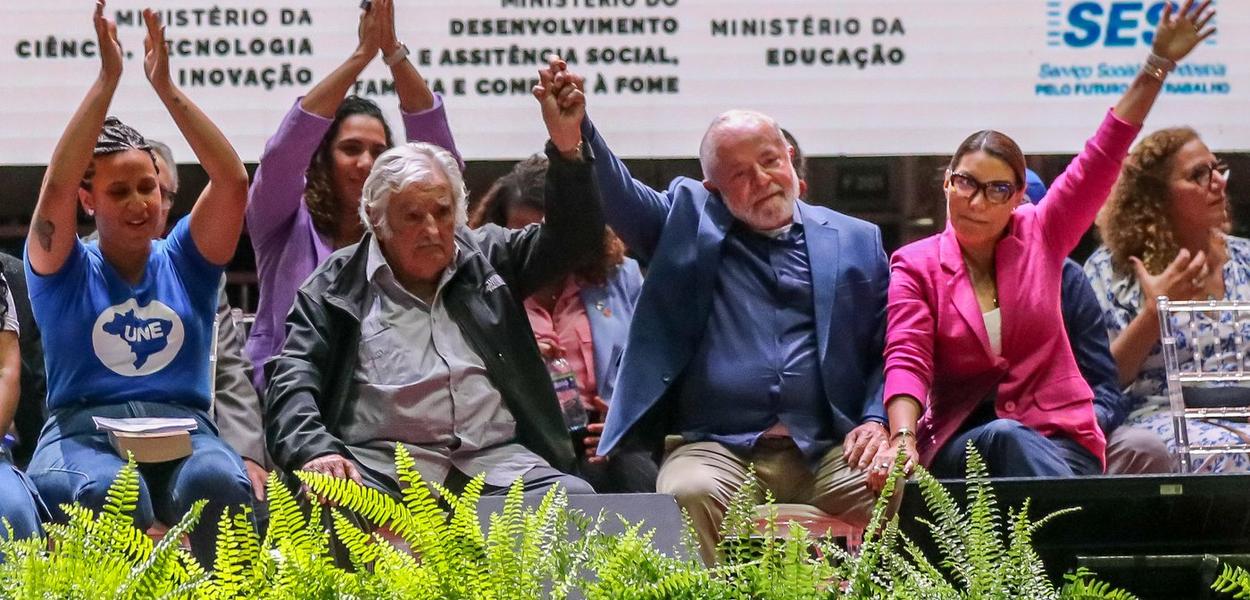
1060 259 1130 433
676 210 833 458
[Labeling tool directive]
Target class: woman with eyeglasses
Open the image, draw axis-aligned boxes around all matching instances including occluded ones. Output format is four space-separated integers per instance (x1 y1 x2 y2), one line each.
868 1 1214 489
1084 128 1243 472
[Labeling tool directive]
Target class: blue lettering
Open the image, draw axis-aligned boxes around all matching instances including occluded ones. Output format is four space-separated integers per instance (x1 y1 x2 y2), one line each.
1142 2 1167 47
1105 3 1143 47
1064 2 1103 48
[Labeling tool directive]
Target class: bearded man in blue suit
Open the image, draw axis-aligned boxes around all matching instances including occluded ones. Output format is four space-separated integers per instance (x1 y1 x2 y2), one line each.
537 58 890 564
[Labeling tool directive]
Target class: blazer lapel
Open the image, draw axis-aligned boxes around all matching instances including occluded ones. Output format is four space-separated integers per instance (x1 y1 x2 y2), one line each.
993 232 1026 352
692 194 733 335
939 226 992 357
799 203 839 362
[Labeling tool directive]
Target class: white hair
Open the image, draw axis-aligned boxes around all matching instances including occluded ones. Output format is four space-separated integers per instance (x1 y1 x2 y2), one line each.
698 109 785 181
359 142 467 239
147 139 179 193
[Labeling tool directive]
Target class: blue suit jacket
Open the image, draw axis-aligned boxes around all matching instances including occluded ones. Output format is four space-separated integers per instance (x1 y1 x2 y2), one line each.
583 119 889 456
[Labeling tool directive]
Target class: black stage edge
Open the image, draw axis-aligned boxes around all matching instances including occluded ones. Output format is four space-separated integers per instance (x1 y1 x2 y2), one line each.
898 474 1250 600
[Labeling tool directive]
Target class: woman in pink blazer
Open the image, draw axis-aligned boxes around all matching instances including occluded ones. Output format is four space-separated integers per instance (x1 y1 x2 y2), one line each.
869 2 1215 488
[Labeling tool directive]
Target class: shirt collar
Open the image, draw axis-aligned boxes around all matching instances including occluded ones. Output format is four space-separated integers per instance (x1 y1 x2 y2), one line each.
365 235 461 303
741 202 804 239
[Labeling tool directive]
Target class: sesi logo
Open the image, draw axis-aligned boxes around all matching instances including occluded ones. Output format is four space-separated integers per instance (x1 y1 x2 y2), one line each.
1047 1 1218 48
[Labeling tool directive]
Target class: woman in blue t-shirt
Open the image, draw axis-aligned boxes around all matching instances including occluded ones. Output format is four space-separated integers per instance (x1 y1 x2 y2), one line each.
23 4 251 567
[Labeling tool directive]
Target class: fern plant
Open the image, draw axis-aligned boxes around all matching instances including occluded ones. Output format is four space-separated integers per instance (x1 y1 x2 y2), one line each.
0 457 207 600
1212 563 1250 599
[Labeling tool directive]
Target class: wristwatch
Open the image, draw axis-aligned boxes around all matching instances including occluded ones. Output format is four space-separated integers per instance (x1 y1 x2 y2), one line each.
383 43 410 67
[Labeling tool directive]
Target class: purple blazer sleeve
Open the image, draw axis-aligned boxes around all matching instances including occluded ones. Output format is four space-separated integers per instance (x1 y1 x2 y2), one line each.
246 99 332 248
400 94 464 173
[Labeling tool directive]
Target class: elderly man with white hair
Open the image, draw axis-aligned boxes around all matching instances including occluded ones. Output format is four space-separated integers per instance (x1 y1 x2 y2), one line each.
264 83 603 497
537 58 890 563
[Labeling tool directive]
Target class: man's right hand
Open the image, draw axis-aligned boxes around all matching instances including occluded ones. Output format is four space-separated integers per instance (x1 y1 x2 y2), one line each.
301 453 364 484
533 55 586 157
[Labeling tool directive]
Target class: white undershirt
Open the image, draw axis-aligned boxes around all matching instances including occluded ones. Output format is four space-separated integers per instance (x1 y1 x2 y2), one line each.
983 308 1002 356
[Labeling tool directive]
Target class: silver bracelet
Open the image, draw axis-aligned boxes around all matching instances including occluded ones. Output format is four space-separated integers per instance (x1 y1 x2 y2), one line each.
1145 52 1176 73
1141 63 1167 81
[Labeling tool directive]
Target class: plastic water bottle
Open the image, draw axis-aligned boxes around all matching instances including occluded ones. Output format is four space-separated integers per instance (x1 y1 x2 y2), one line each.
547 356 588 431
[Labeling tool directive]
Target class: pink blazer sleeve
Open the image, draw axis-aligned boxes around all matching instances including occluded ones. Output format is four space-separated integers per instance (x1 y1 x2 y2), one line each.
1035 108 1141 257
883 251 936 408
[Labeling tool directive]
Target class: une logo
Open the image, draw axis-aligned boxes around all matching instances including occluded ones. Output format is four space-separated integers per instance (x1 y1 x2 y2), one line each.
1046 1 1217 48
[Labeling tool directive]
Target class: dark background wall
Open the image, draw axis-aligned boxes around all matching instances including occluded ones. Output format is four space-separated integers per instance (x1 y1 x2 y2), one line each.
2 151 1246 312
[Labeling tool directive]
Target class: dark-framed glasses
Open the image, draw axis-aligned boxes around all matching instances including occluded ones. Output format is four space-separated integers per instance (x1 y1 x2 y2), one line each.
1188 161 1231 188
947 171 1018 205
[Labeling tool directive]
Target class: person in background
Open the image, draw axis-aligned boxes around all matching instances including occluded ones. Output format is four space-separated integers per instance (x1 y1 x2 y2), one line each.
1085 126 1245 472
246 0 459 391
23 5 253 567
0 272 43 547
874 2 1212 486
1024 169 1170 474
470 155 657 493
265 67 604 499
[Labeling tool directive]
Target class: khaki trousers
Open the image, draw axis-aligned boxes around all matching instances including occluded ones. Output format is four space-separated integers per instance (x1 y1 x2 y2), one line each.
656 438 874 565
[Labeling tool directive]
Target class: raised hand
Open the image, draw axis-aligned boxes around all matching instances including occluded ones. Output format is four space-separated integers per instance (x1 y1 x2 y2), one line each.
376 0 400 56
94 0 122 82
1152 0 1216 62
356 0 383 58
142 9 172 93
1132 247 1208 311
533 55 586 156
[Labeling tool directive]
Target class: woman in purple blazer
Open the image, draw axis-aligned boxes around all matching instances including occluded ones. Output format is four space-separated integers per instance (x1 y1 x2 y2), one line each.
869 2 1214 489
245 0 461 389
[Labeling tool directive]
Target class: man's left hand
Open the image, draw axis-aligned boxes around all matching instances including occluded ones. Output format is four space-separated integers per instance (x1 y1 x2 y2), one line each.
843 421 888 471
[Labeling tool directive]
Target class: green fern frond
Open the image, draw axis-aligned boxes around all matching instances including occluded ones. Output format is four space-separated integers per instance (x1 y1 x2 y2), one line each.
122 499 207 599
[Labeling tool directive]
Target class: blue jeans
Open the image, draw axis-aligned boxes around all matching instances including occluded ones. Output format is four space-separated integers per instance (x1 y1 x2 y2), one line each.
27 401 254 567
0 454 42 542
930 418 1102 478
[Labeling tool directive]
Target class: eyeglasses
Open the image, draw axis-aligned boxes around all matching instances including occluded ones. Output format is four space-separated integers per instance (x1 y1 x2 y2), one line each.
947 171 1018 205
1187 161 1231 188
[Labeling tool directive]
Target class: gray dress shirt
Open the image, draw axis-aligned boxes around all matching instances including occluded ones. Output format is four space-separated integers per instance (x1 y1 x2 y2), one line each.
340 237 549 488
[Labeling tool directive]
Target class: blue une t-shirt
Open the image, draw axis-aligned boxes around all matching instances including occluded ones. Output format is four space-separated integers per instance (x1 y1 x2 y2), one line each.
25 219 223 412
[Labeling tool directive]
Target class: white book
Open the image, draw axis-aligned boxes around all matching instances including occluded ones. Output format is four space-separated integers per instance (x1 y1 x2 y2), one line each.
92 417 198 436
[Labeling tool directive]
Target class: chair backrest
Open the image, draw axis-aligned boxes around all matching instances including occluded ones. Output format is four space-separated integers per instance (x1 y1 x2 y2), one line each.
1157 296 1250 472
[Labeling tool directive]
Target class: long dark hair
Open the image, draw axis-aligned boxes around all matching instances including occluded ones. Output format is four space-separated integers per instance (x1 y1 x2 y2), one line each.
470 155 620 285
303 96 394 236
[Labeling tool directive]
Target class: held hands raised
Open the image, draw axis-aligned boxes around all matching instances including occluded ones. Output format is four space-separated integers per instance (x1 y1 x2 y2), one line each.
93 1 123 83
533 55 586 157
1151 0 1216 63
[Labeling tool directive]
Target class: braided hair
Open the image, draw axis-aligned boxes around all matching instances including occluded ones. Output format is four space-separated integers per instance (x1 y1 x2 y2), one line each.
80 117 155 191
1098 127 1200 277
